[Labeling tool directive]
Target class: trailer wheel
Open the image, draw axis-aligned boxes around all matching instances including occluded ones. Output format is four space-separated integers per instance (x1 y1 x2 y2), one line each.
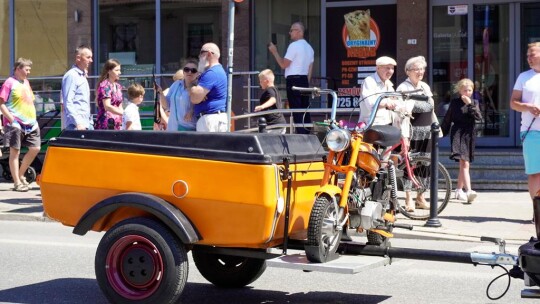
306 196 343 263
192 249 266 288
95 217 188 304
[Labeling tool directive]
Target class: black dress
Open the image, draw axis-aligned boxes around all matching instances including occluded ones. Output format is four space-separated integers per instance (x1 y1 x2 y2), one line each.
409 99 434 153
441 98 482 162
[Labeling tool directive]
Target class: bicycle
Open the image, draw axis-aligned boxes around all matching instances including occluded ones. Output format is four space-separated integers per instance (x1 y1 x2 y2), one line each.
381 134 452 221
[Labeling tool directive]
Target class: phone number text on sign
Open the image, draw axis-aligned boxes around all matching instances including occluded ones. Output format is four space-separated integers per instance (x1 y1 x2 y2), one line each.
336 87 362 108
337 97 361 108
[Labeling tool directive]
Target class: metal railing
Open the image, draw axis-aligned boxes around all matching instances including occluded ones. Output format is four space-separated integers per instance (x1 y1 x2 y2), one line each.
1 73 350 136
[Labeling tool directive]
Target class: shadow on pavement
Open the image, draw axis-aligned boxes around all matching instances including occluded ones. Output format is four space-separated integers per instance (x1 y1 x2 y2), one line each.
0 278 107 304
6 205 43 213
0 197 42 205
0 279 392 304
182 282 391 304
439 215 531 225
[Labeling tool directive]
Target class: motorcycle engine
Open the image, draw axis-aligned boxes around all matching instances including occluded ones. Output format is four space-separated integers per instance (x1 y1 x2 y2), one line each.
348 171 384 230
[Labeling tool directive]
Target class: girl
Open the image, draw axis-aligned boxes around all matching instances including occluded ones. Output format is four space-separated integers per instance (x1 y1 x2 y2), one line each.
94 59 123 130
441 78 482 203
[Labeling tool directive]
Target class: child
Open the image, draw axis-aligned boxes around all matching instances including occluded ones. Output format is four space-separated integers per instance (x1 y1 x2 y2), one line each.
441 78 482 203
123 83 145 130
254 69 286 134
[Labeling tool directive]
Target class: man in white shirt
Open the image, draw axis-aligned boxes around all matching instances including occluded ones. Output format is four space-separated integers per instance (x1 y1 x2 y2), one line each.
359 56 398 126
268 22 314 134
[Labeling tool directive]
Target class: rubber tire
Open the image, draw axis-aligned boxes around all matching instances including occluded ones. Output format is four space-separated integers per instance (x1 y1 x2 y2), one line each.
95 217 188 304
24 166 37 183
367 229 388 246
306 196 343 263
192 249 266 288
398 157 451 220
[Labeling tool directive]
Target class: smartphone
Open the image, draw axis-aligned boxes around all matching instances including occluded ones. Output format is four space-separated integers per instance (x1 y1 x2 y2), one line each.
271 33 277 45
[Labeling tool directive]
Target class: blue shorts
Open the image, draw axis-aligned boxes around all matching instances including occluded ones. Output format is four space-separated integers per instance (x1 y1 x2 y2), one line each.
522 130 540 175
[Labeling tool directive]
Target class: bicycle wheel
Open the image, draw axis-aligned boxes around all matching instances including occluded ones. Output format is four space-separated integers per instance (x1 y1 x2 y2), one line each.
397 156 451 220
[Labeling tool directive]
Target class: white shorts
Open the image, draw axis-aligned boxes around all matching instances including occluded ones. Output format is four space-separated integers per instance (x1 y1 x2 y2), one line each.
196 112 228 132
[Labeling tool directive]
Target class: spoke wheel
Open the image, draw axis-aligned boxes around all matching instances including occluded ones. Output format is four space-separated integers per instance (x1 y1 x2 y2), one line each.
306 196 343 263
397 156 451 220
95 217 188 304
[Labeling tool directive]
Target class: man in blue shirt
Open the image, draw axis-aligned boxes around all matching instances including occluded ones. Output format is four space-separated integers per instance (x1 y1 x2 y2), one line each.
190 42 228 132
62 45 94 130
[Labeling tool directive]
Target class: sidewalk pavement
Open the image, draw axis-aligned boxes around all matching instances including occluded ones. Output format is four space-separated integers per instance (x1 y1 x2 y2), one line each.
0 181 536 244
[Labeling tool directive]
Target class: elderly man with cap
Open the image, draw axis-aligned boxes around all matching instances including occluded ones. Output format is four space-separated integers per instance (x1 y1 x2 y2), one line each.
359 56 398 125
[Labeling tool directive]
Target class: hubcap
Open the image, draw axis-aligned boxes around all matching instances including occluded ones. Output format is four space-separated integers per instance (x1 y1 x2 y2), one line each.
106 235 164 300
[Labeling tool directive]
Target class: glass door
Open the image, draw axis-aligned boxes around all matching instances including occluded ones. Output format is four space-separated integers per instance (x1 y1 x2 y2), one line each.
432 2 514 146
472 4 510 139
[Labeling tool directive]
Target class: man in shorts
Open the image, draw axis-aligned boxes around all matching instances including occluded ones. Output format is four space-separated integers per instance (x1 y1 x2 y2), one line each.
0 58 41 192
190 42 228 132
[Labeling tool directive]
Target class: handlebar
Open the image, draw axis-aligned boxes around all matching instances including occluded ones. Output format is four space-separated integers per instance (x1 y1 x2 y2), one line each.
291 86 430 130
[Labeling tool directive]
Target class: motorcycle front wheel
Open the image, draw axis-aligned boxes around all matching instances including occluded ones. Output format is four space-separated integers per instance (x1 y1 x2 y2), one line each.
305 196 343 263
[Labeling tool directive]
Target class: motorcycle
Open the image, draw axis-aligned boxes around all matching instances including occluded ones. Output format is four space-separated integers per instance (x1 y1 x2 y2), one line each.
292 86 428 263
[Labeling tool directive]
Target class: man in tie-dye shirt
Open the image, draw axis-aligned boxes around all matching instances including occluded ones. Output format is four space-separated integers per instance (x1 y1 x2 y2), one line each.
0 58 40 192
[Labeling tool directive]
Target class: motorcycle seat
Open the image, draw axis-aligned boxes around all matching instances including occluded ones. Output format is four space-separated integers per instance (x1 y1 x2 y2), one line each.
362 125 401 147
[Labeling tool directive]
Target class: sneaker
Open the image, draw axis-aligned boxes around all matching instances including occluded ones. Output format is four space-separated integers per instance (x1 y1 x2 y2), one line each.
466 190 477 203
455 189 467 201
19 176 29 186
13 182 29 192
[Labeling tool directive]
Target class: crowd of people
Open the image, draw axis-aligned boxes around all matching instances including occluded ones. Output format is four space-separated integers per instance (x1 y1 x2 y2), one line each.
1 23 539 222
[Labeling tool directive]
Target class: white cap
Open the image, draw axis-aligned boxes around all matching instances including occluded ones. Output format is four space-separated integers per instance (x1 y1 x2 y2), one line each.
376 56 397 66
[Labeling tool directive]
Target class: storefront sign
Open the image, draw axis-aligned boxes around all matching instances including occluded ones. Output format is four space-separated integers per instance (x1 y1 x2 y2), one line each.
326 5 397 108
448 5 468 15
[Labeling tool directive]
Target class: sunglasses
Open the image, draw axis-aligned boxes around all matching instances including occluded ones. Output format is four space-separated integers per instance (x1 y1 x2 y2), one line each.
200 49 214 55
183 67 197 74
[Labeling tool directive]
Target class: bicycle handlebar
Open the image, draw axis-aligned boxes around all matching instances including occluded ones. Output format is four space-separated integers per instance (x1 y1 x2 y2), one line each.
290 87 430 130
291 86 334 95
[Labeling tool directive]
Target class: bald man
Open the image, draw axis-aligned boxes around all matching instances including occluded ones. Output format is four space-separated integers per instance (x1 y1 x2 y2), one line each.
190 42 228 132
268 21 314 134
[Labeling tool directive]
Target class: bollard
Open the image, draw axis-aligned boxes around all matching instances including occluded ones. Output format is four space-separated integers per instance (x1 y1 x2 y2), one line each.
425 122 442 227
534 195 540 239
258 117 268 133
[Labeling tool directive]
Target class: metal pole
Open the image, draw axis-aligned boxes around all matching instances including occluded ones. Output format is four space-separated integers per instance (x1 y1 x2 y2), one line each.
425 122 442 227
9 0 14 68
226 0 236 131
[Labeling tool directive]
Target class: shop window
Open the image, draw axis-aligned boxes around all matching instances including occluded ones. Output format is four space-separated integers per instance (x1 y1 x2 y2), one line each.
0 0 8 76
14 0 67 76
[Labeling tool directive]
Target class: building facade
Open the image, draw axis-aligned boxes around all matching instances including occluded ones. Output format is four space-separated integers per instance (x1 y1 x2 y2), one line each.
1 0 539 147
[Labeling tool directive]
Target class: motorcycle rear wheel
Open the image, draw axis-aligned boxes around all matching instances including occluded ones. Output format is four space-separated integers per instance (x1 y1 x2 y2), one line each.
306 196 343 263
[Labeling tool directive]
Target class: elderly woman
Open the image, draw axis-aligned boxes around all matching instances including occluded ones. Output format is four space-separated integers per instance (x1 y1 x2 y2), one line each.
396 56 440 212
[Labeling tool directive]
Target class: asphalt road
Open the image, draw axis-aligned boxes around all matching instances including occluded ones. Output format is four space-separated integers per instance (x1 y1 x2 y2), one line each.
0 220 537 304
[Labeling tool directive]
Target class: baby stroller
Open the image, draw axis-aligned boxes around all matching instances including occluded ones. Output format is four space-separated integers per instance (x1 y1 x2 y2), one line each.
0 109 60 183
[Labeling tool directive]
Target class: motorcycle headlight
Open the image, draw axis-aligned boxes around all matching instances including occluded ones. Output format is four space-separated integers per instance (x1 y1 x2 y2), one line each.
326 129 351 152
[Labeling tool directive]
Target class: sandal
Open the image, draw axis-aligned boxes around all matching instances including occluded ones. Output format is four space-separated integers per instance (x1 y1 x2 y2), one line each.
415 198 430 210
405 196 415 212
13 182 29 192
19 176 29 186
